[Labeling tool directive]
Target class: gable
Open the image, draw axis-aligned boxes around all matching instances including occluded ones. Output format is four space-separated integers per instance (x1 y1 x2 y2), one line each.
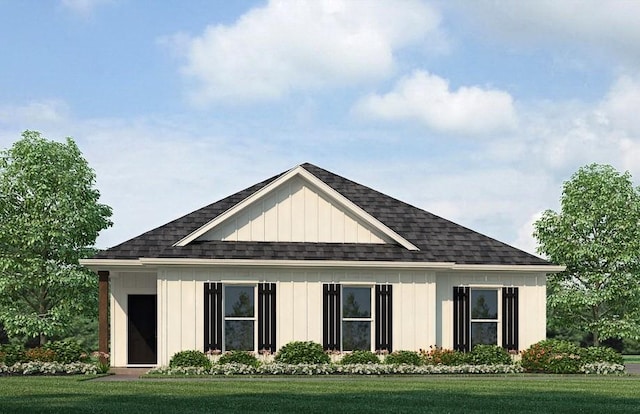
195 174 393 244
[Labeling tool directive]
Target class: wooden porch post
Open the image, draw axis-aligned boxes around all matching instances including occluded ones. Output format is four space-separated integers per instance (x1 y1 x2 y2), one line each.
98 271 109 364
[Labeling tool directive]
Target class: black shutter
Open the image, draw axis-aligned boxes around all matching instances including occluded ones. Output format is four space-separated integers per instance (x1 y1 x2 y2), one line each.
453 286 470 352
204 282 223 352
502 287 519 351
323 283 341 350
375 285 393 352
258 283 277 353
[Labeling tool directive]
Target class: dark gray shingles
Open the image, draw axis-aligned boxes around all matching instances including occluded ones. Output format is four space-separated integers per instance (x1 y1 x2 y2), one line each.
95 163 550 266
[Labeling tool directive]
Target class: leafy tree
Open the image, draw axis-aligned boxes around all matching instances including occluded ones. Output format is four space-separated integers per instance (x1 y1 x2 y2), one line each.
0 131 112 345
534 164 640 345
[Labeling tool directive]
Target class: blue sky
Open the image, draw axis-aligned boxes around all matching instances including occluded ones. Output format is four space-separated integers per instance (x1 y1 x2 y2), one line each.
1 0 640 254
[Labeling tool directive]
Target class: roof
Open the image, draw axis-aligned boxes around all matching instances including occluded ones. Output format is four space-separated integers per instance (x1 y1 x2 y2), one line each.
93 163 550 266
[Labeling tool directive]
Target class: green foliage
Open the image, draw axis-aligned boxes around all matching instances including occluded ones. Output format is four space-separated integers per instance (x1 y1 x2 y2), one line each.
467 345 512 365
274 341 330 364
339 350 380 364
169 350 212 368
534 164 640 345
384 350 422 365
520 339 583 373
0 131 113 344
0 344 26 365
44 339 87 364
580 346 623 365
218 350 259 367
420 347 468 365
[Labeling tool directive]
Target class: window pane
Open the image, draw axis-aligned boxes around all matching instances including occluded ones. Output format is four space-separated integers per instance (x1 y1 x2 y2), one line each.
471 289 498 319
342 321 371 351
225 286 254 317
471 322 497 347
225 320 254 351
343 287 371 318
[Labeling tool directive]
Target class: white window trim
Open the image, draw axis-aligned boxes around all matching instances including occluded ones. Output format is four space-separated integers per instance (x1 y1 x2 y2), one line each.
469 287 502 347
341 285 375 352
223 284 257 352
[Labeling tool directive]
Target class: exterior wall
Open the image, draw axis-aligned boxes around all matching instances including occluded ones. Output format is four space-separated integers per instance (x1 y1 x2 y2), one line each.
199 176 391 244
108 267 547 367
154 267 437 367
110 271 157 367
435 271 546 351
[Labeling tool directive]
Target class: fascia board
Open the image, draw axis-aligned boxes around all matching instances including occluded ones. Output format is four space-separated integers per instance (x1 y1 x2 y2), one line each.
173 165 420 251
449 264 565 272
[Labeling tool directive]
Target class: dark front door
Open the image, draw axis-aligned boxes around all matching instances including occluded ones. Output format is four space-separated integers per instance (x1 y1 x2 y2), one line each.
128 294 157 365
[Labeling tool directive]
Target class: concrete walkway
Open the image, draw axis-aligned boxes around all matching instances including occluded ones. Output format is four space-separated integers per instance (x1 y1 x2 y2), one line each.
91 367 149 381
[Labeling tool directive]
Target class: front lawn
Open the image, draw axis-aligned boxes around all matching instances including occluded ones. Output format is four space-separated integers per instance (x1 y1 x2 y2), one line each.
623 355 640 363
1 376 639 413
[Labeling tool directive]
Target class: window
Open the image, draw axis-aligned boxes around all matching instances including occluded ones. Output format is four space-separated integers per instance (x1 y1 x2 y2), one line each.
224 285 255 351
470 289 498 348
204 282 276 353
323 284 392 352
453 286 519 352
342 287 372 351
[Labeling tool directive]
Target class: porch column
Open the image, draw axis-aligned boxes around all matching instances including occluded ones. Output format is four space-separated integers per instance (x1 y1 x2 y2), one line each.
98 270 109 362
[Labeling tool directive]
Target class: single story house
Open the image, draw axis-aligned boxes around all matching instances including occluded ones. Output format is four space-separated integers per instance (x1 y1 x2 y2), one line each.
81 163 562 367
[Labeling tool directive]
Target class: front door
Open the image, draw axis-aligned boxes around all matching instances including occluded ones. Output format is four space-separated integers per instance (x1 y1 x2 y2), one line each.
128 294 157 365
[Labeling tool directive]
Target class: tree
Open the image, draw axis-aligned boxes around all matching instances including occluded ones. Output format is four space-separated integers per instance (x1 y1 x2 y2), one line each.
0 131 112 345
534 163 640 346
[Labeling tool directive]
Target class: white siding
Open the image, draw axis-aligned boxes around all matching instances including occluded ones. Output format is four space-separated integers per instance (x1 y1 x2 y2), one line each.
110 272 157 367
198 176 391 244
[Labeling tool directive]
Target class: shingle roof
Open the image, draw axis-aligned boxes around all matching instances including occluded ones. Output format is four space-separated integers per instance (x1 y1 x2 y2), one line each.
94 163 549 265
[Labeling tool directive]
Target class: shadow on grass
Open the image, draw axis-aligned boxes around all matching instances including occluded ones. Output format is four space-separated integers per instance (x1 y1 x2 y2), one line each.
1 377 639 414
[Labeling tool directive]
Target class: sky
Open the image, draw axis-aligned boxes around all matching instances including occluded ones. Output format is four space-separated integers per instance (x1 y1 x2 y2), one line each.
1 0 640 255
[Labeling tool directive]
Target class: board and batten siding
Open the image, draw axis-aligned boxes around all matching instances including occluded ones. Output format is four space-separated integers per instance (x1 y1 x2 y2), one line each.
197 176 392 244
435 272 547 352
109 272 157 367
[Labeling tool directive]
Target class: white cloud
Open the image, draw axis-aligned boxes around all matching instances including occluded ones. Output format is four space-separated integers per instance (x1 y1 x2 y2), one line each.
0 100 70 125
353 70 517 135
168 0 444 104
454 1 640 66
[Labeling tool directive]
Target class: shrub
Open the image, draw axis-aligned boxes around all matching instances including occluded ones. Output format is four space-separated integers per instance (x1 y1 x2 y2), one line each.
25 347 56 362
0 344 26 366
340 350 380 365
274 341 330 364
218 350 259 367
169 350 212 368
580 346 623 365
384 350 422 365
467 345 512 365
420 347 468 366
521 339 582 373
44 339 87 364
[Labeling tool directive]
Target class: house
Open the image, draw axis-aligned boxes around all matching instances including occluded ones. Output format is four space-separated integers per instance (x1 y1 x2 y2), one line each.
81 163 562 367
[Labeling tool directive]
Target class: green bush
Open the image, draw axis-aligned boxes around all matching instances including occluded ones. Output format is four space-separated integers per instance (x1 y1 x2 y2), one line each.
169 350 212 369
420 347 468 366
340 350 380 364
521 339 582 373
218 350 259 367
0 344 26 366
384 350 422 365
44 339 87 364
274 341 330 364
467 345 512 365
581 346 623 365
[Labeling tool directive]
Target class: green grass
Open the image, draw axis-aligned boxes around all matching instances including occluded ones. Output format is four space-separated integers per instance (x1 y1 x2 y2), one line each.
1 376 639 413
623 355 640 363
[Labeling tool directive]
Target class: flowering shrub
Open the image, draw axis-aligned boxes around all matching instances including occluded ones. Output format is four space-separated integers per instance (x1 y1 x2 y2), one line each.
43 339 87 364
420 347 467 366
580 346 623 365
521 340 583 373
580 362 625 375
25 347 56 362
0 344 26 366
0 361 98 376
92 351 110 373
467 345 513 365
